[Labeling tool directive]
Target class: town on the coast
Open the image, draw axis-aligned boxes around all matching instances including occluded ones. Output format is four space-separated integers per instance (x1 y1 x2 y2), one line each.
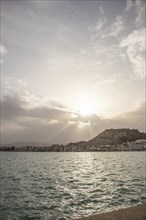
1 129 146 152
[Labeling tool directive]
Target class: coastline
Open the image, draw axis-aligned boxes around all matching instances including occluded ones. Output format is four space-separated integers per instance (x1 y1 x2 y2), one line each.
73 204 146 220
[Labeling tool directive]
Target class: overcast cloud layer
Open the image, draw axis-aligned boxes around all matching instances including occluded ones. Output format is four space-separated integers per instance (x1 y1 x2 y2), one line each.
1 0 145 144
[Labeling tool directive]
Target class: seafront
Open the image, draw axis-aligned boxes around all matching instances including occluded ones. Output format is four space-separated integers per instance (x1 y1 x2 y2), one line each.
73 204 146 220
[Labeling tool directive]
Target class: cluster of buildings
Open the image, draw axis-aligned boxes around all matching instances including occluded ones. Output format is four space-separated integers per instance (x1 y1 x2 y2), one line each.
92 139 146 152
0 139 146 152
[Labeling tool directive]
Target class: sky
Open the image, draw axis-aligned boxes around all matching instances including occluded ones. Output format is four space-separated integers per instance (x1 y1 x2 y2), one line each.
1 0 146 144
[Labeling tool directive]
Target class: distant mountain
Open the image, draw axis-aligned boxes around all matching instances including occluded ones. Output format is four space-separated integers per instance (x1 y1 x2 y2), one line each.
87 128 146 146
1 142 50 147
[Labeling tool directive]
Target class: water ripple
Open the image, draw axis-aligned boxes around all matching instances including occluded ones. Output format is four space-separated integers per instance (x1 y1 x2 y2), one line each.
0 152 146 220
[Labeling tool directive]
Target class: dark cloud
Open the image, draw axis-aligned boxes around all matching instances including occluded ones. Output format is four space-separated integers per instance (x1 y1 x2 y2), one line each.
1 93 70 122
112 103 145 131
1 94 26 120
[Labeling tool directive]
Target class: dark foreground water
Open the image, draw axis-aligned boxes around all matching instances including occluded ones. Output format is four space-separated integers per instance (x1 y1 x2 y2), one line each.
0 152 146 220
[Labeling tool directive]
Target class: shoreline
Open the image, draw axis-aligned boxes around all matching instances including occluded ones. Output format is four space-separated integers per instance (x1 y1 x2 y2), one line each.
73 204 146 220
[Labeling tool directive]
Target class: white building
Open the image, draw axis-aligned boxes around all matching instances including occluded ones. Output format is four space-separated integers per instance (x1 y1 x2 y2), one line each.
129 140 146 151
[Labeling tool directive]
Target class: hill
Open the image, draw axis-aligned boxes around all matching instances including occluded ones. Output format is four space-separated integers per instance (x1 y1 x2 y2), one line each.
87 128 146 146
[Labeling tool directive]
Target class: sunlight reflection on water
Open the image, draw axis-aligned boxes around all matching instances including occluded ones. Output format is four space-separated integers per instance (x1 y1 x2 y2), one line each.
0 152 146 220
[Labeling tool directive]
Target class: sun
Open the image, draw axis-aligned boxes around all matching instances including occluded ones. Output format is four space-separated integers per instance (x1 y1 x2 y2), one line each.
77 104 94 116
71 93 98 116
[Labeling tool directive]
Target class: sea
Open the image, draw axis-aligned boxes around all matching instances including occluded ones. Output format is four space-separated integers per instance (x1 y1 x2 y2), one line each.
0 152 146 220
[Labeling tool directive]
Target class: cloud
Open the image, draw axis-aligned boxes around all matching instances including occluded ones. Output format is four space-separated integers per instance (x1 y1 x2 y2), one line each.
125 0 142 11
120 28 145 79
0 44 8 63
17 79 28 87
1 92 69 122
95 17 107 33
90 7 107 41
125 0 145 26
91 14 125 41
125 0 134 11
1 88 145 144
1 91 78 143
0 44 8 55
1 93 26 120
135 1 145 27
112 102 145 131
99 6 104 15
109 16 125 37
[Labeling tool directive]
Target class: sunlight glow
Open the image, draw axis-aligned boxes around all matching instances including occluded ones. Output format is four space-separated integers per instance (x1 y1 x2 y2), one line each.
78 105 94 116
72 93 97 116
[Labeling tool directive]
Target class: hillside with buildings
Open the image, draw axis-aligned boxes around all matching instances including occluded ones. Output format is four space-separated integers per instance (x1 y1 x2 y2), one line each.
1 129 146 152
87 129 146 146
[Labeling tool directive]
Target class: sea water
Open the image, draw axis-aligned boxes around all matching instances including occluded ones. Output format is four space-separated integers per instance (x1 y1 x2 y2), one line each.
0 152 146 220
